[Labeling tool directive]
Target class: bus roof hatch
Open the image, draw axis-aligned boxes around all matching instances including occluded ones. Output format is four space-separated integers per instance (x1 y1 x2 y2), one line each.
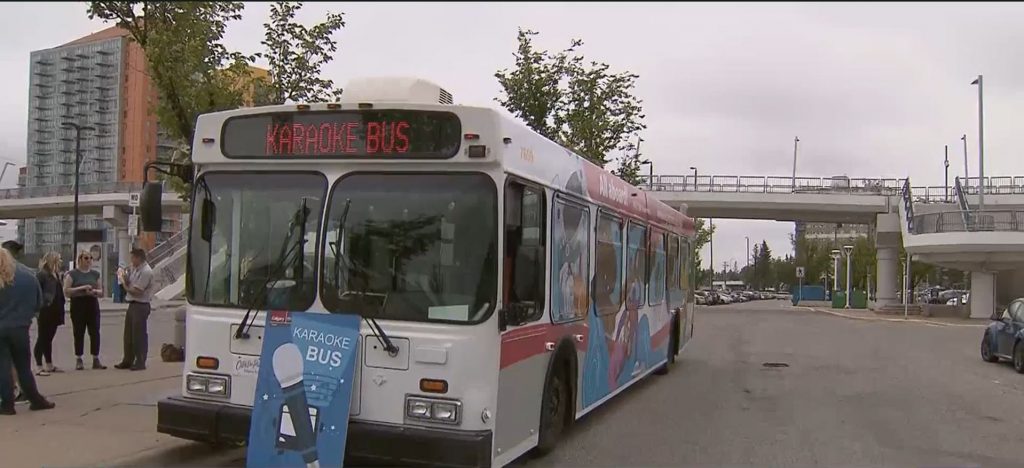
339 77 454 106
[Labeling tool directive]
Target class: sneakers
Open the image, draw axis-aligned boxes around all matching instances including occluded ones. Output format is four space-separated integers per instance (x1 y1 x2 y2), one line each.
92 358 107 370
35 369 50 377
75 357 84 370
14 392 28 405
114 362 132 370
0 406 14 415
130 365 146 371
29 399 56 411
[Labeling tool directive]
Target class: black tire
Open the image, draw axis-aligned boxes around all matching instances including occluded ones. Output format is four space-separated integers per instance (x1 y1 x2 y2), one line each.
981 333 999 363
1014 342 1024 374
654 315 679 375
534 362 570 457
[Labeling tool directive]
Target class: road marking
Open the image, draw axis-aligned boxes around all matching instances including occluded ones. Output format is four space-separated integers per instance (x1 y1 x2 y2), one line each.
797 306 986 328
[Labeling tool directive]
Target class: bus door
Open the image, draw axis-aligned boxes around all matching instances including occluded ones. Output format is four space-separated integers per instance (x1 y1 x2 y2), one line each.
494 179 549 460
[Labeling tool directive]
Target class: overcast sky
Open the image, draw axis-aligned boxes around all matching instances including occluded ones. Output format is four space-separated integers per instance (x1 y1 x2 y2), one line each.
1 2 1023 268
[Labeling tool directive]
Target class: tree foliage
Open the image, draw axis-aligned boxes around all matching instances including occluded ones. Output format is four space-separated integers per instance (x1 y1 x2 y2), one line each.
693 218 714 287
254 2 345 105
495 28 646 183
86 1 347 200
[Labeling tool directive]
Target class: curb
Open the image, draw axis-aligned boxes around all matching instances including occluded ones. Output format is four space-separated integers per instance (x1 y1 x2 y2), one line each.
797 306 986 328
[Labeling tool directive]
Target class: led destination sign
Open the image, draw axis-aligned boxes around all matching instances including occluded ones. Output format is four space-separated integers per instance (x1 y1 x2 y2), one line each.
221 110 462 159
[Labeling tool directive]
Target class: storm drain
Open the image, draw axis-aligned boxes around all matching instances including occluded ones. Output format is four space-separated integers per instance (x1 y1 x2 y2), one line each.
762 362 790 368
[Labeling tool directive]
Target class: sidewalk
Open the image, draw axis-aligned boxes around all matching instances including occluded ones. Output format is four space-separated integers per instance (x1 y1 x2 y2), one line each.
796 305 988 328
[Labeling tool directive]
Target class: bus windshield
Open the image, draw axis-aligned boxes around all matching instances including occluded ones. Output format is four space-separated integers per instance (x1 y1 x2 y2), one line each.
321 173 497 324
188 172 326 310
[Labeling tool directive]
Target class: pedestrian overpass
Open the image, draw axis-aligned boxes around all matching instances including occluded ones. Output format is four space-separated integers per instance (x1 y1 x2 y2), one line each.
642 173 1024 318
0 181 189 299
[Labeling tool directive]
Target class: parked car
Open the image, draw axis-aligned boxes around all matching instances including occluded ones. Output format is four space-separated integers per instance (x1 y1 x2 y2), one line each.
981 298 1024 373
695 292 707 305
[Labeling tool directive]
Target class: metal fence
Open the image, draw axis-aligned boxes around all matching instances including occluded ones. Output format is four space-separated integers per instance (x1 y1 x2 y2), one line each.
637 175 903 195
911 210 1024 234
0 182 144 200
637 174 1024 202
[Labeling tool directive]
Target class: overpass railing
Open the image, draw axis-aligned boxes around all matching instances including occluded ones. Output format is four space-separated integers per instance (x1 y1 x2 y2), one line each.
912 210 1024 234
637 175 902 194
148 221 189 268
0 182 144 200
959 176 1024 195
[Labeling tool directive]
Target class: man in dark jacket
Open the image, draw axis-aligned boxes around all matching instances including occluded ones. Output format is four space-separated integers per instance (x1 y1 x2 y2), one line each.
0 246 56 414
1 240 26 403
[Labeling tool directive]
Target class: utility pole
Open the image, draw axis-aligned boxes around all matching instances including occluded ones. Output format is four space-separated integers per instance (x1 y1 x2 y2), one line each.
62 122 96 269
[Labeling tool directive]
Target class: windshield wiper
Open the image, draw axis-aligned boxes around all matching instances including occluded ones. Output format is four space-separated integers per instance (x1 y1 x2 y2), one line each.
328 200 399 356
234 198 311 339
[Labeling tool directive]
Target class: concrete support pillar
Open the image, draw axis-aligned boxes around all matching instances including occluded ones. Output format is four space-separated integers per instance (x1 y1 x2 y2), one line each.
876 246 898 306
970 271 995 319
116 228 130 267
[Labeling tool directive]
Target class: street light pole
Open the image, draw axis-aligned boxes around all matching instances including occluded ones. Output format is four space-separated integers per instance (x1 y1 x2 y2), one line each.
971 75 985 211
0 161 15 184
944 145 949 202
689 166 697 191
62 122 95 269
709 218 714 286
745 236 750 269
843 245 854 309
961 134 969 188
791 136 799 190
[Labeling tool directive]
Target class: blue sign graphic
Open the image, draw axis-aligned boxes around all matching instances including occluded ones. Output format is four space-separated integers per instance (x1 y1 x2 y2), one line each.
247 311 361 468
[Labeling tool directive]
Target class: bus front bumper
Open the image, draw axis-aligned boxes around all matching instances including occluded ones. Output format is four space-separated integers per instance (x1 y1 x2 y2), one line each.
157 396 493 467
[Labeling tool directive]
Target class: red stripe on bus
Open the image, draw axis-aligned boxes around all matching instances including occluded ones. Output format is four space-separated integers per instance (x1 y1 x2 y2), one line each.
650 319 673 349
500 322 588 369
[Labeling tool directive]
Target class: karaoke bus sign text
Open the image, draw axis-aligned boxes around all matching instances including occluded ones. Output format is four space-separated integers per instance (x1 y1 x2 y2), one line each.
247 310 361 468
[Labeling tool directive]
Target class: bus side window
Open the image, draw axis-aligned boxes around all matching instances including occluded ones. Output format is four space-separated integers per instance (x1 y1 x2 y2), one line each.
504 181 546 321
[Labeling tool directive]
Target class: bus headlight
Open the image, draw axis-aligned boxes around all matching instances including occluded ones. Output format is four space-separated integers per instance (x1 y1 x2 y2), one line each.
405 396 461 425
186 373 231 397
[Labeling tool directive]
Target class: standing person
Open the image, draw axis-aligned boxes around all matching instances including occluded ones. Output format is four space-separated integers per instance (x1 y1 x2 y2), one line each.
115 248 154 371
2 240 27 403
34 252 66 375
0 247 56 415
64 251 107 370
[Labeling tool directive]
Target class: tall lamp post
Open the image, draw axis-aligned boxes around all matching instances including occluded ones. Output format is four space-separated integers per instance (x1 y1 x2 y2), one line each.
971 75 985 211
843 245 854 309
62 122 96 269
791 136 799 190
745 236 750 269
0 160 15 184
689 166 698 191
961 134 969 189
944 145 950 202
640 159 653 190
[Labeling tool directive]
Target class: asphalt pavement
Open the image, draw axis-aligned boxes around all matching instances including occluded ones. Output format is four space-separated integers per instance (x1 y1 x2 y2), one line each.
6 301 1023 468
522 300 1024 467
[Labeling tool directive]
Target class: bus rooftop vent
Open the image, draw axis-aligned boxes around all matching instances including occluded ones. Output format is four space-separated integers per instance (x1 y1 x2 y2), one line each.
339 77 455 105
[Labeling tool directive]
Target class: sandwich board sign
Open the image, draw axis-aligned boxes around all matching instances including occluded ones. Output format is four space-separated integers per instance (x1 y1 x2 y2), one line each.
246 310 361 468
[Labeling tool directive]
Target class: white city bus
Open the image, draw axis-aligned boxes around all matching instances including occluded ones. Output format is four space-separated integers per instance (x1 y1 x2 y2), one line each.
147 77 697 467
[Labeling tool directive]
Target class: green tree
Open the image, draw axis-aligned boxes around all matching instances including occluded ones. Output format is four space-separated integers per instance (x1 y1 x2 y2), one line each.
253 2 345 105
87 1 348 199
693 218 715 288
495 28 646 183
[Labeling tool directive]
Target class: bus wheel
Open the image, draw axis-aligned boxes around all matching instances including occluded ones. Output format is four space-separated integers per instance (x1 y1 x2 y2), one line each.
654 315 679 375
535 363 569 456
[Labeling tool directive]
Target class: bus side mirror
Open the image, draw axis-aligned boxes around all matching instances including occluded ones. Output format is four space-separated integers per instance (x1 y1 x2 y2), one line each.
200 198 216 242
139 182 163 232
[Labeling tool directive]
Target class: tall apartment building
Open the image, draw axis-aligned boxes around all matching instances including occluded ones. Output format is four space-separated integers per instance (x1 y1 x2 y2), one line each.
20 26 177 260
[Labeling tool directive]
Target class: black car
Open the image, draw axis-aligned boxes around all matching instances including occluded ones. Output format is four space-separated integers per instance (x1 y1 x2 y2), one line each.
981 298 1024 373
